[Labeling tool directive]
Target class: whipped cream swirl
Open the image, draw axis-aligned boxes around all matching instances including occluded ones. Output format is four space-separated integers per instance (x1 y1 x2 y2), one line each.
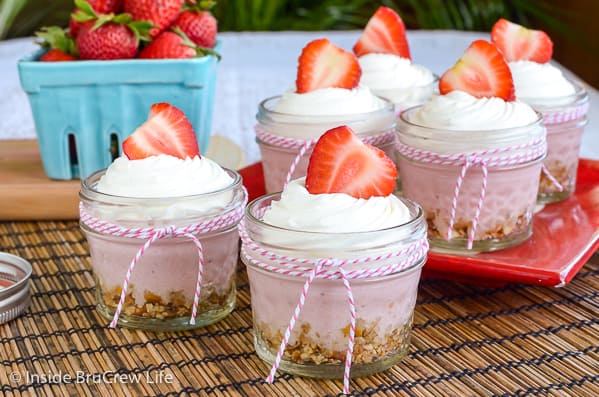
359 54 435 90
358 54 436 109
96 155 233 198
400 91 543 153
92 155 236 223
273 86 387 116
263 178 410 233
410 90 538 130
509 61 576 105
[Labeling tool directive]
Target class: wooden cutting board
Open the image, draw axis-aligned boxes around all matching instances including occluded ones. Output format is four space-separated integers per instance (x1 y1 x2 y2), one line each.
0 140 80 220
0 137 247 221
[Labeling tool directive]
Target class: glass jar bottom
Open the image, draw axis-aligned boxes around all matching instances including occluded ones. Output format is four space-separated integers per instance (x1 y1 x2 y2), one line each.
253 321 412 379
429 224 532 254
95 284 236 332
538 189 573 205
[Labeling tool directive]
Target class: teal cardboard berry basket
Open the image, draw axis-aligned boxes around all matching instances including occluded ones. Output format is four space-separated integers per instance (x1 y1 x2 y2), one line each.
18 47 219 180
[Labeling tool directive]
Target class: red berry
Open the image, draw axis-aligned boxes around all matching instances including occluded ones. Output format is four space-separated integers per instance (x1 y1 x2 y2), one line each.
122 103 199 160
305 126 397 199
40 49 78 62
353 6 411 59
88 0 123 13
69 16 83 38
172 10 217 48
124 0 184 38
296 38 361 94
76 22 138 60
439 40 515 101
138 31 196 59
491 18 553 63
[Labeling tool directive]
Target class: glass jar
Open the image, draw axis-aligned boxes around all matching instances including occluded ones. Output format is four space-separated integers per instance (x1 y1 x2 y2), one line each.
79 168 246 331
240 193 427 380
396 107 546 253
255 96 396 193
519 81 589 203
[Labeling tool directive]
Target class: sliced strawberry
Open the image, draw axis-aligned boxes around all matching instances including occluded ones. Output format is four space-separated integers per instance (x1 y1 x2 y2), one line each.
305 126 397 198
491 18 553 63
296 38 361 93
439 40 515 101
122 103 199 160
353 6 410 59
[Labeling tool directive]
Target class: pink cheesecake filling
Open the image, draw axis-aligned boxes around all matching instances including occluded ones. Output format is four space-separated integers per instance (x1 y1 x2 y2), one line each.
399 158 541 243
248 264 421 356
88 228 239 314
540 119 586 197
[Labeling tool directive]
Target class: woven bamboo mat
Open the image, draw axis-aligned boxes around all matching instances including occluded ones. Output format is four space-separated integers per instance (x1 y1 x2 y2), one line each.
0 221 597 397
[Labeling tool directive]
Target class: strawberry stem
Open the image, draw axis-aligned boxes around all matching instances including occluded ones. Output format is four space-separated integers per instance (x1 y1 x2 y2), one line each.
34 26 79 56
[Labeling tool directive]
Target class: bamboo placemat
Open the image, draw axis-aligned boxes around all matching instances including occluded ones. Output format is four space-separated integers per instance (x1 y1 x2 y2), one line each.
0 221 597 396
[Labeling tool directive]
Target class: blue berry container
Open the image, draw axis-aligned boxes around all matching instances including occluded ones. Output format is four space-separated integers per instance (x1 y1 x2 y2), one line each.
18 46 219 180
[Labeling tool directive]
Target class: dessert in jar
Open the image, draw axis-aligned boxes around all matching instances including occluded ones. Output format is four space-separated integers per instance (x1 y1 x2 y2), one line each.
353 6 436 112
255 38 395 193
491 18 590 203
240 126 428 393
396 40 546 253
79 103 246 331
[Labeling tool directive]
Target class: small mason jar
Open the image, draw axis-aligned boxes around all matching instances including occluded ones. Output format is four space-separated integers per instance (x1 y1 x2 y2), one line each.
240 193 427 379
396 107 546 253
256 96 396 193
80 168 246 331
519 81 589 203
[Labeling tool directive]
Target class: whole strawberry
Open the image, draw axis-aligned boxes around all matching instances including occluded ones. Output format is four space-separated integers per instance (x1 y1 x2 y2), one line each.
138 28 220 59
72 0 151 60
88 0 123 13
69 0 123 37
172 9 217 48
35 26 79 62
40 49 78 62
77 22 137 60
138 30 196 59
124 0 184 38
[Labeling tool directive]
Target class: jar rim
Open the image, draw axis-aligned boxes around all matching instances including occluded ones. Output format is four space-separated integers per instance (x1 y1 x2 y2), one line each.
80 167 242 204
398 105 544 135
245 192 425 238
257 94 394 121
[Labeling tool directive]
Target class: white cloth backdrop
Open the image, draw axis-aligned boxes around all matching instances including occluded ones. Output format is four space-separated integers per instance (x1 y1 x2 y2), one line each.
1 30 597 164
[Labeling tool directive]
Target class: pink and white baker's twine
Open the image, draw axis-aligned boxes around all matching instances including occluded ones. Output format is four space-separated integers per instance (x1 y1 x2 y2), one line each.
238 216 428 394
542 102 589 125
255 125 396 189
396 136 548 250
79 202 245 328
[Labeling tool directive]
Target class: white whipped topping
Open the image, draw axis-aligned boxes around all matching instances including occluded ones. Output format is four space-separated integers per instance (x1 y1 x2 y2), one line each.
92 155 235 223
273 85 387 116
259 86 394 140
263 178 410 233
509 61 577 106
359 54 435 90
400 91 543 153
96 155 233 198
359 54 436 109
411 91 538 130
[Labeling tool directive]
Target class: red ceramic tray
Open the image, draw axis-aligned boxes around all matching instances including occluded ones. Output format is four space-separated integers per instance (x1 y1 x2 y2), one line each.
238 159 599 287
